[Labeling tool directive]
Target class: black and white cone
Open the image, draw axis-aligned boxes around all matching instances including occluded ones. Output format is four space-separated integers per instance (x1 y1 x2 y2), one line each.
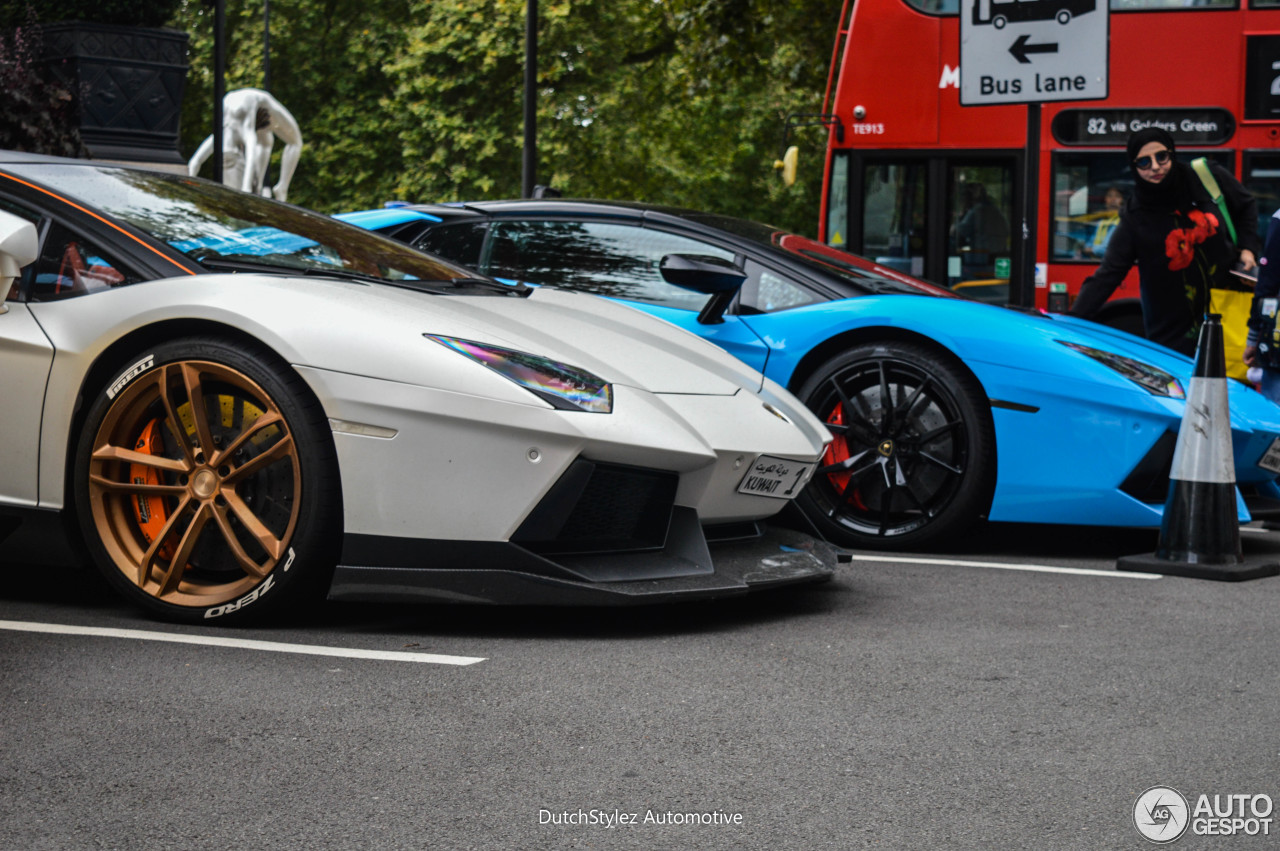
1118 314 1280 580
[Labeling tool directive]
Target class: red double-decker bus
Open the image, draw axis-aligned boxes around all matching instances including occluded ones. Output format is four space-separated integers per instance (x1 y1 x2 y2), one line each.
819 0 1280 334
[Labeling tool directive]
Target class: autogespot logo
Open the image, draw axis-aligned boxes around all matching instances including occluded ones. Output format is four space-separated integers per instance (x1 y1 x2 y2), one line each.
1134 786 1190 843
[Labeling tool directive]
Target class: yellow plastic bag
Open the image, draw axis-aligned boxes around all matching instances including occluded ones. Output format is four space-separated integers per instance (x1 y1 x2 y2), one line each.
1211 286 1253 381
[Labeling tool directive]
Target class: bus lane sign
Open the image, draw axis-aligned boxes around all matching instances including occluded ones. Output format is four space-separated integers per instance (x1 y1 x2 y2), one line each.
960 0 1109 106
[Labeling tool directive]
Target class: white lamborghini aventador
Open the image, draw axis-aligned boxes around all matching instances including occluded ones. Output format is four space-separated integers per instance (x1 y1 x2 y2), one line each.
0 152 834 623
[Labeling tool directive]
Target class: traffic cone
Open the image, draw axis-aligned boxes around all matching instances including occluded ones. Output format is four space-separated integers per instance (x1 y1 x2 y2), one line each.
1118 314 1280 580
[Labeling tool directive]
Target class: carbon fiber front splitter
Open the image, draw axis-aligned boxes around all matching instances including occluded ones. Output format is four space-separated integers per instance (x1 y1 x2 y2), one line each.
326 524 836 606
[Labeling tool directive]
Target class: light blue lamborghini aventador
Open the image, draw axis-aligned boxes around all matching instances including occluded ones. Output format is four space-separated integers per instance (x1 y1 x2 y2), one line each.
339 200 1280 551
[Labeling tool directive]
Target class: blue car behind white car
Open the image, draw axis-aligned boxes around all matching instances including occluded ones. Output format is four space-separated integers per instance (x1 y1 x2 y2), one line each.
338 200 1280 551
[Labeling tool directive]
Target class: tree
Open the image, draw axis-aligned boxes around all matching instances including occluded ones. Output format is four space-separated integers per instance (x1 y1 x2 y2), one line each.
172 0 841 235
174 0 413 211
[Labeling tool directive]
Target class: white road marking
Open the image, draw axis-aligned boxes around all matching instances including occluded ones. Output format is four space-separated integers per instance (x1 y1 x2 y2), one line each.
0 620 485 665
844 554 1162 579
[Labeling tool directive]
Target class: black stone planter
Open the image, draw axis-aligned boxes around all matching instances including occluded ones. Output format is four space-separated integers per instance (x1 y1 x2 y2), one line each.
39 23 189 164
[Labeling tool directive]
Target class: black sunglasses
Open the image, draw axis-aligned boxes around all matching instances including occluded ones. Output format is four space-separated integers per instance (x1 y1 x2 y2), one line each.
1134 150 1172 170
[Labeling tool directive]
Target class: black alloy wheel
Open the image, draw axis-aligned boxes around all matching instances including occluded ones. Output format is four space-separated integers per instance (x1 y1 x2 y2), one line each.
795 341 995 550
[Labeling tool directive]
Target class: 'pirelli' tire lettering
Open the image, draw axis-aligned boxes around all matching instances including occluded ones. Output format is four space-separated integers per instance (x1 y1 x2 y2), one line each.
107 355 154 399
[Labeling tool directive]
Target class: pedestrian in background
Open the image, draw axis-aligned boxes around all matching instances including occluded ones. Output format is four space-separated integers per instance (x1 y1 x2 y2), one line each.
954 183 1009 256
1070 128 1259 356
1084 184 1125 258
1245 207 1280 402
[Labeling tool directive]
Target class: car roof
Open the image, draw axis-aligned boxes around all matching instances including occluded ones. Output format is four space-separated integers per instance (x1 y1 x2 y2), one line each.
386 198 962 301
396 199 792 248
338 207 446 230
453 199 683 217
0 150 93 166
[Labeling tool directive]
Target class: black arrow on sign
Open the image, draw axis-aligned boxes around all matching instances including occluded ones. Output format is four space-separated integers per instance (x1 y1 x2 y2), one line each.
1009 34 1058 64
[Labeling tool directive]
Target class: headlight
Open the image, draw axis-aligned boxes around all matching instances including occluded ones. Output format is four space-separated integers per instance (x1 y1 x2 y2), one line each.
1057 340 1185 399
425 334 613 413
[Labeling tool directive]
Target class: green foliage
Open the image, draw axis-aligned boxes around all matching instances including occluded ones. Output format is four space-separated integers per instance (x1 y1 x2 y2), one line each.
174 0 839 235
174 0 413 211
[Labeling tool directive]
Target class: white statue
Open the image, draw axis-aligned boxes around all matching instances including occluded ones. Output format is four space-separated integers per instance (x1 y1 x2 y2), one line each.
188 88 303 202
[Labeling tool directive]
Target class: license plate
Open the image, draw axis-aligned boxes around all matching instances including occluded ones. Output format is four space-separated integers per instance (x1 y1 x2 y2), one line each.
737 455 815 499
1259 437 1280 475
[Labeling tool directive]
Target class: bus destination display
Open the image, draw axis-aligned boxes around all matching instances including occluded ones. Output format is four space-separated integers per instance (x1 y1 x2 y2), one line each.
1051 109 1236 147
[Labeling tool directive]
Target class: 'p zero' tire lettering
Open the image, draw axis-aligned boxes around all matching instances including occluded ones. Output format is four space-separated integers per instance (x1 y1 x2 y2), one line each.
204 573 278 619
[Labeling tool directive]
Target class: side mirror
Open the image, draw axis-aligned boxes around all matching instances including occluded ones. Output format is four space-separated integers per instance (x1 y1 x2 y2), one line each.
773 146 798 187
659 253 747 325
0 210 38 311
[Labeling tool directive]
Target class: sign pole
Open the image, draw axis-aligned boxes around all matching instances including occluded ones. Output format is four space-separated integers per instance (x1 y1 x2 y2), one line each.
212 0 225 184
1019 102 1040 309
522 0 537 199
960 0 1108 309
263 0 271 93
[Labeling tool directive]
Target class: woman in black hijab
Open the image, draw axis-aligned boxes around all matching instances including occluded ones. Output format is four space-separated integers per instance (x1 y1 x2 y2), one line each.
1069 128 1259 356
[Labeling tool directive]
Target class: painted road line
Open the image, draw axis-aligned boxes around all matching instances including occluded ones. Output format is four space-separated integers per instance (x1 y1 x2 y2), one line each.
0 620 485 665
844 554 1162 579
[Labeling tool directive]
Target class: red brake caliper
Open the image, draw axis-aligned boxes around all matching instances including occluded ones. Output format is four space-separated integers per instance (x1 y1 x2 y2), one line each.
130 419 173 557
824 404 868 511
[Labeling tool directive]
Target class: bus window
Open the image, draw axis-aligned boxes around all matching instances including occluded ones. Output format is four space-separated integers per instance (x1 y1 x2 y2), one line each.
1050 150 1234 263
1112 0 1232 7
1051 152 1131 262
1245 152 1280 235
861 161 926 279
947 164 1013 301
903 0 1231 13
826 154 850 249
903 0 959 12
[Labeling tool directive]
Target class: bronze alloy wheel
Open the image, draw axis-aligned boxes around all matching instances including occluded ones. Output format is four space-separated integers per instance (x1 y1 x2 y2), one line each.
84 355 305 612
76 337 338 623
796 341 994 550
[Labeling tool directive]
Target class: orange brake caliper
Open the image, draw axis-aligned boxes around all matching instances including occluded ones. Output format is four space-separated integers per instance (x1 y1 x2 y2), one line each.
130 419 174 558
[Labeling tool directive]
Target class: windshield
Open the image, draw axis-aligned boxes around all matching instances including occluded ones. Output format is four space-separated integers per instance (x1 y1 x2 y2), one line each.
679 212 960 298
9 164 469 283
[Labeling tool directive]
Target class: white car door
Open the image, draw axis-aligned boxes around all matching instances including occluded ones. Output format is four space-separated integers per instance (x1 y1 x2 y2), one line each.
0 303 54 506
0 208 53 507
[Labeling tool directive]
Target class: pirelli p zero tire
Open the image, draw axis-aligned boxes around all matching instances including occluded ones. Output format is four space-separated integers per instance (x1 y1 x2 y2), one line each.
73 336 339 624
795 341 995 551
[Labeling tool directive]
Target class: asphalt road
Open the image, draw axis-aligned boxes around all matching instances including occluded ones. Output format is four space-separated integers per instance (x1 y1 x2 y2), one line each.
2 523 1279 850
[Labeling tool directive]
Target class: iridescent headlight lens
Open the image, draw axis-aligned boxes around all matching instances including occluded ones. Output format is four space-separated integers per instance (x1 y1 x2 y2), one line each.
1057 340 1186 399
426 335 613 413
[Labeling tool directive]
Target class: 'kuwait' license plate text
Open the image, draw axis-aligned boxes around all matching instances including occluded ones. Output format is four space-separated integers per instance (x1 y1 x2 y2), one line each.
737 455 814 499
